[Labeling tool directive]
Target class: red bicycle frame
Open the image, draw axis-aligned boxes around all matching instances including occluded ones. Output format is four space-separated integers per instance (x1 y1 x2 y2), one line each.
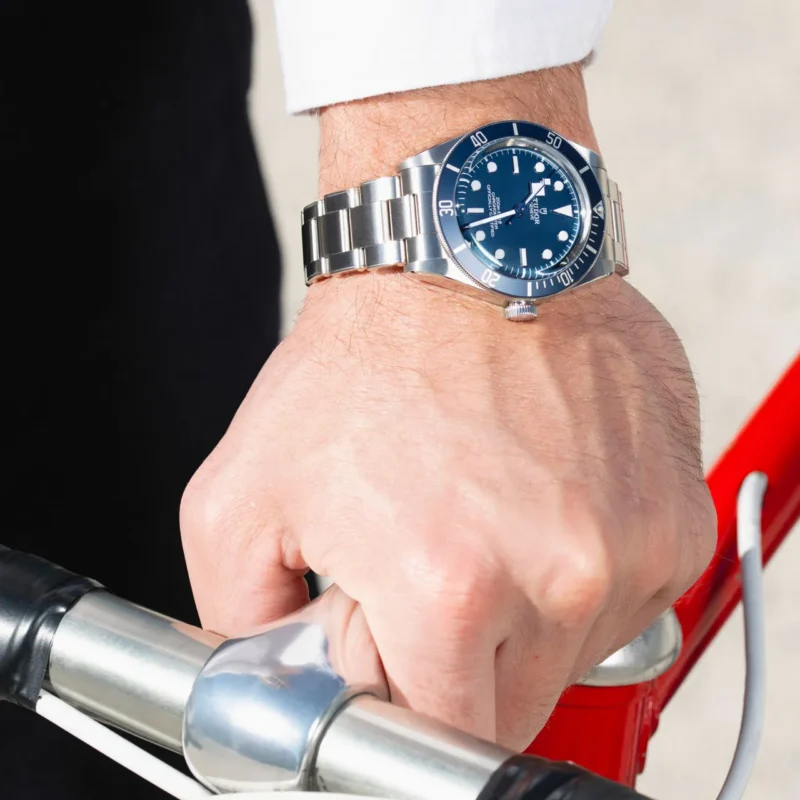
528 353 800 785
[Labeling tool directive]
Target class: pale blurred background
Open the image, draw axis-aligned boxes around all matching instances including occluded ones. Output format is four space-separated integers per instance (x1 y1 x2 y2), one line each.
246 1 800 798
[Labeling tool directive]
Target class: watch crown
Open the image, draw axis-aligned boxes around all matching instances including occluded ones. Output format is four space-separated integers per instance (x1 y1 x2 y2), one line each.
504 301 538 321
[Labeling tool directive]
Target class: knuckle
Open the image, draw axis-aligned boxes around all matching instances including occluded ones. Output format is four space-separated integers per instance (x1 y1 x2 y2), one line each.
180 466 248 547
406 542 502 629
537 542 613 629
180 469 217 541
180 465 289 580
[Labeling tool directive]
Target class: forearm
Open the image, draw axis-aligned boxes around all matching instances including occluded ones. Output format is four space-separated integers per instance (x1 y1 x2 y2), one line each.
318 65 598 195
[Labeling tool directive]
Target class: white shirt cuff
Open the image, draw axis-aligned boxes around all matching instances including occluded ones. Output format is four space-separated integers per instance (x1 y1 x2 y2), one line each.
273 0 613 114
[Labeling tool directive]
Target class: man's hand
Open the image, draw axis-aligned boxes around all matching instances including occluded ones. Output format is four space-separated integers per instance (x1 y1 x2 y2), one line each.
180 67 716 749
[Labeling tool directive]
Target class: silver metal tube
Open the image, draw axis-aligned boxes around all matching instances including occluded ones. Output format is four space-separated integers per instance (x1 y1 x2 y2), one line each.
315 695 511 800
45 589 670 800
48 591 221 751
47 593 509 798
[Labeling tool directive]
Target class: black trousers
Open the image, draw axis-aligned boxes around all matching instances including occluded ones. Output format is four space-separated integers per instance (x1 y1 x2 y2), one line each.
1 2 281 796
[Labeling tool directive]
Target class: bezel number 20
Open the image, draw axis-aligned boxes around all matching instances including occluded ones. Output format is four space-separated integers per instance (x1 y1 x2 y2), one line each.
481 268 500 288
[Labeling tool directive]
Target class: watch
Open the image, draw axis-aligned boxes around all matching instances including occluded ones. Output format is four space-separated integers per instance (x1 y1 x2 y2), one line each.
301 120 628 320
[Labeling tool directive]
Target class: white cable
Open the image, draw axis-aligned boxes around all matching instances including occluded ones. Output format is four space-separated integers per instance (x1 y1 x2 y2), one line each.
36 691 212 800
716 471 768 800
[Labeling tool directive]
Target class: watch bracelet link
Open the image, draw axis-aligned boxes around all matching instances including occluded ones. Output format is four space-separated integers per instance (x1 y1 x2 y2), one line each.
301 163 628 287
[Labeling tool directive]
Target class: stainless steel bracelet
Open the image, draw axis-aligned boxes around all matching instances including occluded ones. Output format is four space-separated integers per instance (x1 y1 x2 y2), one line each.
597 171 630 278
301 163 628 287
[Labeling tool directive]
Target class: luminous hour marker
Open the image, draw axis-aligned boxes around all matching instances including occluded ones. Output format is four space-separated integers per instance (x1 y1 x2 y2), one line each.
487 161 498 173
520 248 528 266
467 207 485 214
542 249 553 260
544 178 552 185
471 179 482 191
554 181 564 191
475 230 486 242
558 230 569 241
495 248 506 260
513 155 520 174
554 205 574 217
445 164 460 173
535 162 546 173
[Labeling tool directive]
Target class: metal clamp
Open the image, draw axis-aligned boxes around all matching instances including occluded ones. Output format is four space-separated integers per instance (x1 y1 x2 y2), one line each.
181 603 387 794
580 609 682 687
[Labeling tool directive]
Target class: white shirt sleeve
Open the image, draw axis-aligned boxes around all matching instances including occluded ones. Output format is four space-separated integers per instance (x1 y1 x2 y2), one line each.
273 0 613 114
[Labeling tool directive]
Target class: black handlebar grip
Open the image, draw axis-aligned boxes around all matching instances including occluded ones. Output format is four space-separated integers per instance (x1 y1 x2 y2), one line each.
0 545 101 709
478 755 653 800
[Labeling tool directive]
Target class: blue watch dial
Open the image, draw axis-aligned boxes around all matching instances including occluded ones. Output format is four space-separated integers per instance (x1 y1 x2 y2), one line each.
434 121 606 300
456 146 581 279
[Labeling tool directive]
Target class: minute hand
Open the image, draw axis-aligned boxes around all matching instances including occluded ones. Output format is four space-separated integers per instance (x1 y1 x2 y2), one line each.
461 209 516 230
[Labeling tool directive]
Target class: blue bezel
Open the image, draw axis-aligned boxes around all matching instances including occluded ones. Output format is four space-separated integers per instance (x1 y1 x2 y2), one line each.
433 120 606 300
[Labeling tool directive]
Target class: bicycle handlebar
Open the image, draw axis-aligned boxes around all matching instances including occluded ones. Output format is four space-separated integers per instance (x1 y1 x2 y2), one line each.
0 546 652 800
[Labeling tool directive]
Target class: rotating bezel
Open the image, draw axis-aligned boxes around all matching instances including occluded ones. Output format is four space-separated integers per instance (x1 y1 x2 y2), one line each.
433 120 607 300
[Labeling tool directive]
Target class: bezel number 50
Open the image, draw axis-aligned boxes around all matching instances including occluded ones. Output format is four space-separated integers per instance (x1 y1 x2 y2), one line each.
546 131 563 149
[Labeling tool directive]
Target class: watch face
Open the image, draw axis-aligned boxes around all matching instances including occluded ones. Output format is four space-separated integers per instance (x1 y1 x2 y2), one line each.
456 146 582 279
434 121 606 300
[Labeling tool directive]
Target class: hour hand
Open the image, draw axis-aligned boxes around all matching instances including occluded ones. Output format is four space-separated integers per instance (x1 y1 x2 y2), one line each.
461 209 516 230
523 181 546 205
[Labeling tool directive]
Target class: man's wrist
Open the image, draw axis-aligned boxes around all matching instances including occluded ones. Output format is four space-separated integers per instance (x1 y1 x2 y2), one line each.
308 63 615 330
318 65 598 195
301 267 632 350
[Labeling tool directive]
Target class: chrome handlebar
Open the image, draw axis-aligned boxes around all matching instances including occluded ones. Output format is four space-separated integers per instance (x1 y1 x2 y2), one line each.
1 547 658 800
48 590 510 798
